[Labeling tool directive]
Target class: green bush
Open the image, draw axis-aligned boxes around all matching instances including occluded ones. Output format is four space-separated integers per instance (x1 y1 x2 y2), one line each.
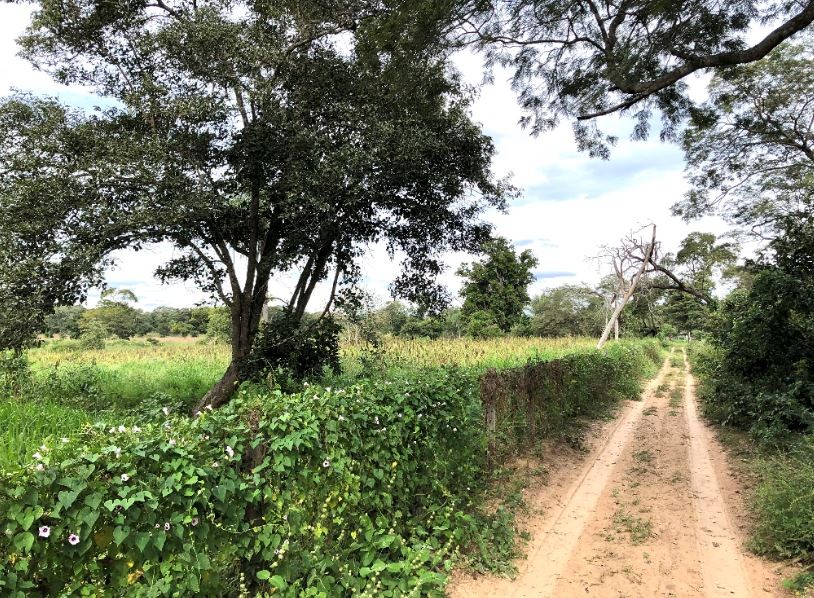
750 438 814 561
690 343 814 570
247 310 342 384
483 340 661 457
78 320 107 350
696 268 814 439
0 368 492 596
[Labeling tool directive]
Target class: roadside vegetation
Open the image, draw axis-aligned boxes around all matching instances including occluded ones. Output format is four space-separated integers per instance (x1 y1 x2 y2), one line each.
0 336 661 594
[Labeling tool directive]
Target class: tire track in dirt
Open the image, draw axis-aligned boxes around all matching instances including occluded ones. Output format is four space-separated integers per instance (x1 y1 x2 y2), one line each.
449 350 786 598
683 352 754 597
551 351 705 597
449 356 672 597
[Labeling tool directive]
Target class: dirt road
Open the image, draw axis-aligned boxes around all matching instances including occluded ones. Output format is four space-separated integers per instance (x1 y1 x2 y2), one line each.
450 350 786 597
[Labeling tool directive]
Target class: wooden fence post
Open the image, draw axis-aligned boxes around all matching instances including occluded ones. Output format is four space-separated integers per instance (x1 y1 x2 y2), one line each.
481 368 498 470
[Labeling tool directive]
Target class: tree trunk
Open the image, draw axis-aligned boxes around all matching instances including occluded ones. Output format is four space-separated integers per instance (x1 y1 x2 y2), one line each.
197 359 243 410
195 291 265 411
597 224 656 350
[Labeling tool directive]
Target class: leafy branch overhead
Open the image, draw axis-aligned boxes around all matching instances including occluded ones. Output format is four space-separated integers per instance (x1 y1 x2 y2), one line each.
678 40 814 235
423 0 814 156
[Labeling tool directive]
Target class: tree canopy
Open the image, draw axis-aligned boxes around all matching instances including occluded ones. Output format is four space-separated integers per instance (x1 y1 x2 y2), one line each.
426 0 814 156
529 285 605 337
0 0 509 406
457 237 538 334
677 40 814 233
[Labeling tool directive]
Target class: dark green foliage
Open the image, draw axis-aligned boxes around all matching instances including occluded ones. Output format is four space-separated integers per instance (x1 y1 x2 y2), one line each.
247 310 342 385
694 263 813 439
398 316 446 340
0 369 493 595
458 237 538 334
43 307 86 339
529 286 605 337
0 97 126 351
147 307 212 338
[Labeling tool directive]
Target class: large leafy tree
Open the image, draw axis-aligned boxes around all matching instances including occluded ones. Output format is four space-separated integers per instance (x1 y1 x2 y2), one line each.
419 1 814 156
529 285 605 337
457 237 538 333
1 0 507 407
0 98 118 352
677 41 814 232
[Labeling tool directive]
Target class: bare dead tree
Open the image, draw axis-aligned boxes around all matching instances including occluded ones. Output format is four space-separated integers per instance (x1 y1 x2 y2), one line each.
595 223 716 349
596 224 657 349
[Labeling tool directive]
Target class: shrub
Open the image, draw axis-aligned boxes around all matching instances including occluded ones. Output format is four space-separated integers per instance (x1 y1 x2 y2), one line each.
481 340 661 459
0 368 490 596
0 351 30 397
78 320 107 351
247 310 341 384
696 268 814 439
750 438 814 561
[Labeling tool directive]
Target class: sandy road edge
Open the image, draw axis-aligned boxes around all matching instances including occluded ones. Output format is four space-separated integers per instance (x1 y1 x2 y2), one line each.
683 350 753 596
448 355 672 597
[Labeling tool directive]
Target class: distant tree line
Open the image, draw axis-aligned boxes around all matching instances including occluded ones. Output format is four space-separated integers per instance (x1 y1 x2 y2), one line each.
43 289 229 341
347 231 736 343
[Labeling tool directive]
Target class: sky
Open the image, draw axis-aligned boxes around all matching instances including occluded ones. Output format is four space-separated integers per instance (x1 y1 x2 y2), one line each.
0 4 730 311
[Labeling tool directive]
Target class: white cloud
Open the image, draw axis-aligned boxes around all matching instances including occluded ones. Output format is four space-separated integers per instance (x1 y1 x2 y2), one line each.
1 7 733 312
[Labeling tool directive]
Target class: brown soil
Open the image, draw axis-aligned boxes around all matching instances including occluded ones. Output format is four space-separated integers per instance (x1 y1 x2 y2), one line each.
448 350 790 598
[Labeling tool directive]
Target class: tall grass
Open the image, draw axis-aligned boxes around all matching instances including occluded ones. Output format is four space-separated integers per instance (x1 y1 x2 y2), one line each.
751 439 814 560
0 400 90 468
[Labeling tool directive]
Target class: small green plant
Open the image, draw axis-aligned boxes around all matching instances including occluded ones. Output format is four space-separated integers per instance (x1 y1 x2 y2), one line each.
612 510 653 545
783 570 814 594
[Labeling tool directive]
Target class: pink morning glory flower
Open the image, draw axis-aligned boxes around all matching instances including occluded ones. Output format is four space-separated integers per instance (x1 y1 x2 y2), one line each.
38 526 50 538
68 534 80 545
